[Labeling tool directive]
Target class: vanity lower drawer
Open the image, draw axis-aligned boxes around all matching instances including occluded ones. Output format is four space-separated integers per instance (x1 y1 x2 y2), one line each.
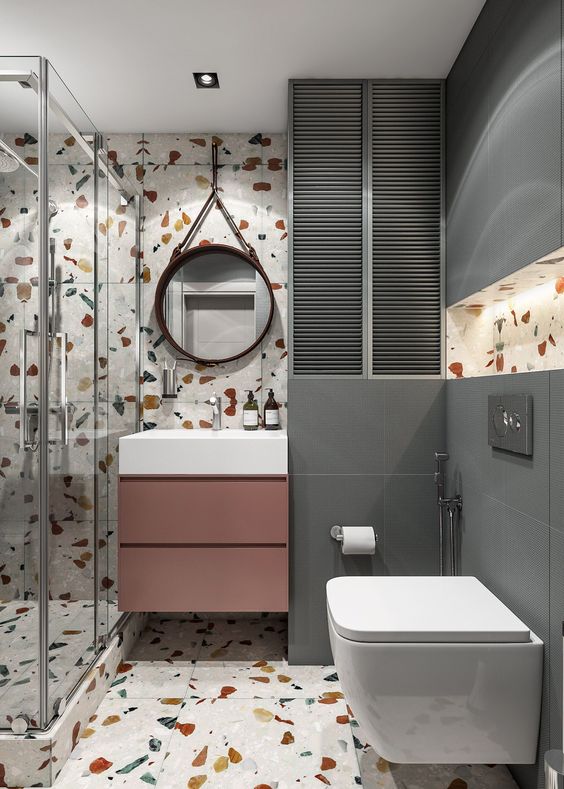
119 546 288 612
119 476 288 544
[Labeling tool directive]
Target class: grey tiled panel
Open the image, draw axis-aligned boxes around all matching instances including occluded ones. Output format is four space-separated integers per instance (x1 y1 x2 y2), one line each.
447 0 512 105
446 46 493 306
549 532 564 751
447 372 550 524
288 380 386 475
384 381 446 474
550 370 564 533
502 506 550 648
446 376 505 500
288 379 445 476
289 473 387 665
384 474 438 576
498 373 550 524
549 527 564 751
288 473 437 664
447 0 561 307
487 0 561 285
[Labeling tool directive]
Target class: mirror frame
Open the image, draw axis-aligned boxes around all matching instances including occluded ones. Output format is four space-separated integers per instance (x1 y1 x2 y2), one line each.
154 243 275 365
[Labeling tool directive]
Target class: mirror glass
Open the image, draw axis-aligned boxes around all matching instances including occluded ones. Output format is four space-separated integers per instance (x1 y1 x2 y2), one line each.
160 246 273 362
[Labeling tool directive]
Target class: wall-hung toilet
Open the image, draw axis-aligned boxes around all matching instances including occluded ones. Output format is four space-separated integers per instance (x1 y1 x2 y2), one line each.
327 576 543 764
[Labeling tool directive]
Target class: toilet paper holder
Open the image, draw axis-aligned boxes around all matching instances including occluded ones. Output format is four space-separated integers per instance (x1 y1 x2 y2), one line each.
330 525 378 543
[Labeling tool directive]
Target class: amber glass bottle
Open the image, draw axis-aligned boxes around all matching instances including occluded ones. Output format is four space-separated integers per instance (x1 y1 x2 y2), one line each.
264 388 280 430
243 390 259 431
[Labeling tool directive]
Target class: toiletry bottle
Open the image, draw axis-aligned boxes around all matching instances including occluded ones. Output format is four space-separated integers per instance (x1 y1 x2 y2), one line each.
264 388 280 430
243 390 259 431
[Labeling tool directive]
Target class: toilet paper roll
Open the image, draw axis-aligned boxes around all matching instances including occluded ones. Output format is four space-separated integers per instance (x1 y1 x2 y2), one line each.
341 526 376 555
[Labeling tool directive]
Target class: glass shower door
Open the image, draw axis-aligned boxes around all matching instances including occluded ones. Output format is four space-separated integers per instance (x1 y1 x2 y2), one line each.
0 58 137 731
45 62 99 723
0 56 42 729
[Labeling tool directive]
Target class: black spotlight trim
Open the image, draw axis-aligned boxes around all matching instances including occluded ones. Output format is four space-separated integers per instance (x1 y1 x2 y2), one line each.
193 72 220 89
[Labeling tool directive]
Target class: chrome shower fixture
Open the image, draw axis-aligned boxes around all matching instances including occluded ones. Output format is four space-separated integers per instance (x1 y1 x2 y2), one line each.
0 147 19 172
48 198 58 218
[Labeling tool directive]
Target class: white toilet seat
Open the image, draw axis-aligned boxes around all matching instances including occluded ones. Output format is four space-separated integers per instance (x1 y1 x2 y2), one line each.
327 575 531 643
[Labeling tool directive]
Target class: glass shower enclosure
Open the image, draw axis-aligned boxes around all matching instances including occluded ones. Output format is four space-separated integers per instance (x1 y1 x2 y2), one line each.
0 56 140 731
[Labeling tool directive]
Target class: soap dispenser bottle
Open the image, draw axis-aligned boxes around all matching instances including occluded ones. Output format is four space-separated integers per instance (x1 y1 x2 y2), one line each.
264 388 280 430
243 390 259 431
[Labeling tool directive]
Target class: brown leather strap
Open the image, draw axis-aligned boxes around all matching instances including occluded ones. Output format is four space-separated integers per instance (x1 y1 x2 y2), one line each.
171 141 262 267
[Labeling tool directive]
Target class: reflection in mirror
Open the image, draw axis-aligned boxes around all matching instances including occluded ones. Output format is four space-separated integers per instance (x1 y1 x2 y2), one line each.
159 246 273 363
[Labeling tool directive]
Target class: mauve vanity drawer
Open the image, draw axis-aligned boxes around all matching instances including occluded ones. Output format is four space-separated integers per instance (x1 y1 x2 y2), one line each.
119 476 288 544
119 546 288 612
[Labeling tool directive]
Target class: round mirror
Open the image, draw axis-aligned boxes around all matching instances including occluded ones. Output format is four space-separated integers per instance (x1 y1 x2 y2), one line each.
155 244 275 364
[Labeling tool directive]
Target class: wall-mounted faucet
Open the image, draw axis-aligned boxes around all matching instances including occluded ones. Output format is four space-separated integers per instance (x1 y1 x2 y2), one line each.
210 393 222 431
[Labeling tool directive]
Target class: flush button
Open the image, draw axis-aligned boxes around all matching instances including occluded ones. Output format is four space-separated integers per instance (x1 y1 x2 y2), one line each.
493 404 508 437
509 412 521 432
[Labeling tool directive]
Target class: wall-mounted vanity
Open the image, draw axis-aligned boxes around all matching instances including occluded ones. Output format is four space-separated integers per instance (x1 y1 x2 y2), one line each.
118 429 288 612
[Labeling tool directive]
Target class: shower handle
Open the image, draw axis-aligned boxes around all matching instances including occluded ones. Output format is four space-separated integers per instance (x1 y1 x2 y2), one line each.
57 332 69 446
19 328 38 450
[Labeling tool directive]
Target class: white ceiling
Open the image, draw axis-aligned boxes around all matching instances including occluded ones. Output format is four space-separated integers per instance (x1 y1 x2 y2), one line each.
1 0 485 133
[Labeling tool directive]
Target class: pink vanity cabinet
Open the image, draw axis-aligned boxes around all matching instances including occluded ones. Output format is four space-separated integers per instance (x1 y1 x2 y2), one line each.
118 471 288 612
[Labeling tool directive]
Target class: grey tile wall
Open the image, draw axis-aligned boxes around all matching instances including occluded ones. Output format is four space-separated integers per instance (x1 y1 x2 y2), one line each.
447 372 562 789
446 0 562 307
288 379 444 664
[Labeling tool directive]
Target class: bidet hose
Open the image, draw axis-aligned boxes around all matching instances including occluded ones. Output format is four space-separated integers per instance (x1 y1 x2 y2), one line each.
448 507 456 576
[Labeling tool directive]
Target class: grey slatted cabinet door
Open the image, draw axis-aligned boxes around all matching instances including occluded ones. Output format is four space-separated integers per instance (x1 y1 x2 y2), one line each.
290 82 365 376
370 81 442 376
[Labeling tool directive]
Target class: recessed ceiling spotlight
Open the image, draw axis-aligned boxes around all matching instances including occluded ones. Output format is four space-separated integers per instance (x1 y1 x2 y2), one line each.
193 72 219 89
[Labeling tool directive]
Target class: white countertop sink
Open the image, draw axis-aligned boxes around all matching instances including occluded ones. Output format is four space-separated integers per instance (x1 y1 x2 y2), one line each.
119 429 288 475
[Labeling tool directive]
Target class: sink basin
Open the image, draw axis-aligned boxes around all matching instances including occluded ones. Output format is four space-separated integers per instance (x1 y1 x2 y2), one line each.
119 429 288 475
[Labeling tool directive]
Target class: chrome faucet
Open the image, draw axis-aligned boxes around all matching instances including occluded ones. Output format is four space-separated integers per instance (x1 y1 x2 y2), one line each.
210 393 222 431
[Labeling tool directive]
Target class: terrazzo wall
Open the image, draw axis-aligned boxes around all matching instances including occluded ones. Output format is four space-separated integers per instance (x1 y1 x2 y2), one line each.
447 248 564 380
105 132 288 433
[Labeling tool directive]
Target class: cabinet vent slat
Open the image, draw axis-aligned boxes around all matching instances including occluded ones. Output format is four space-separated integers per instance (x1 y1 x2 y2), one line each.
291 82 364 376
371 81 442 376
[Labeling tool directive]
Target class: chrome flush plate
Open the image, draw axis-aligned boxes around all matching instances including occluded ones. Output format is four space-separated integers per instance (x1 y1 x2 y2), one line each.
488 394 533 456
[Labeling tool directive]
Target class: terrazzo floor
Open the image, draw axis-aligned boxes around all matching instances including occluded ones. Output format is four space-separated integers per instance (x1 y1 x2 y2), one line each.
0 599 121 727
33 614 519 788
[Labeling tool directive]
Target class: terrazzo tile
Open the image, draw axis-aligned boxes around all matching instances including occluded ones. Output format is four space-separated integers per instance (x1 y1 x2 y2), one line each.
143 132 284 167
158 696 360 788
104 133 146 166
198 615 288 663
128 616 203 663
108 659 195 700
48 696 181 787
0 599 102 726
187 661 340 700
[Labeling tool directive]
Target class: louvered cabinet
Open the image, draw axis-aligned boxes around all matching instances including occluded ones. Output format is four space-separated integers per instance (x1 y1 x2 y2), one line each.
290 82 365 376
289 80 443 378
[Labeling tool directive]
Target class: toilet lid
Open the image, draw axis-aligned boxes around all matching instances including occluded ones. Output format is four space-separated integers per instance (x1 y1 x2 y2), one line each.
326 576 531 643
